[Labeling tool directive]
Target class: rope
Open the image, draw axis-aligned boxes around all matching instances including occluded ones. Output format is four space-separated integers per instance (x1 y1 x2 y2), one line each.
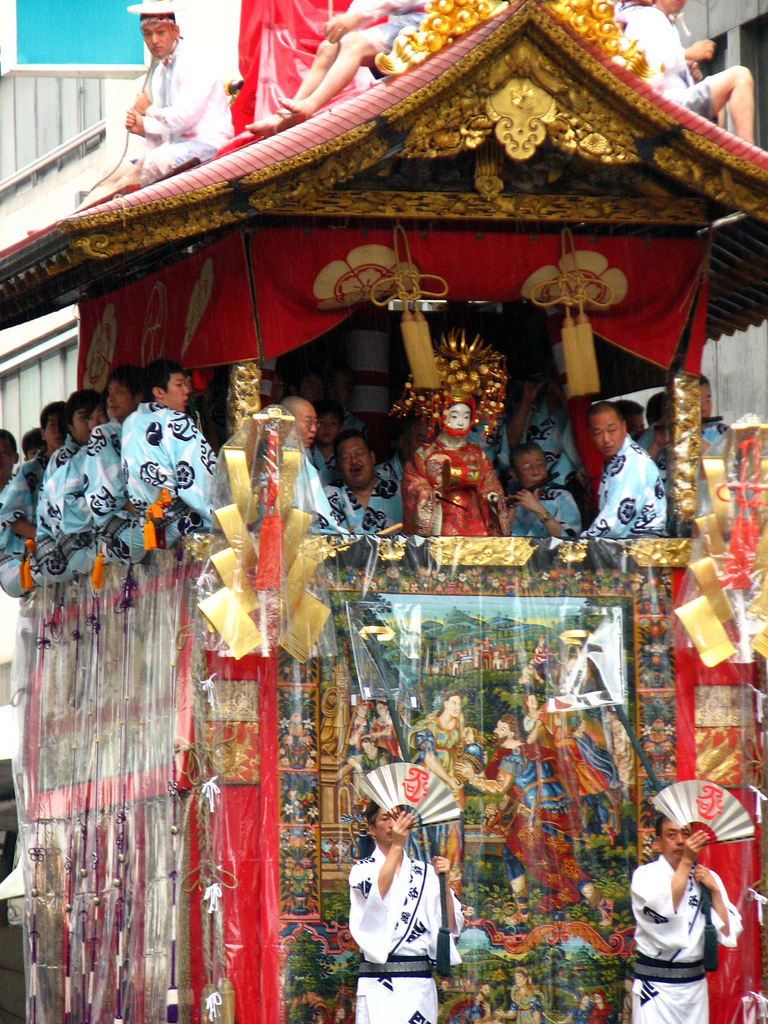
369 224 449 309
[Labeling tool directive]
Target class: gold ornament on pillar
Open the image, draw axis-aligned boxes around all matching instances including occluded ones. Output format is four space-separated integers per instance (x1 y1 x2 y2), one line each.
525 229 615 398
369 224 447 391
227 360 262 436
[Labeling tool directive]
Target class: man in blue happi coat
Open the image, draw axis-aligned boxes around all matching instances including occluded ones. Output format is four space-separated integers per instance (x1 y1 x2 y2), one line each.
583 402 666 540
34 390 101 582
84 365 145 563
325 430 401 534
508 442 582 539
122 359 215 547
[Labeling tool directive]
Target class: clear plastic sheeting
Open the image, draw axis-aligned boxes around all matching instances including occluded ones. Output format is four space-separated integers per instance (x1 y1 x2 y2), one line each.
196 406 334 664
11 553 197 1024
670 416 766 1022
274 536 704 1024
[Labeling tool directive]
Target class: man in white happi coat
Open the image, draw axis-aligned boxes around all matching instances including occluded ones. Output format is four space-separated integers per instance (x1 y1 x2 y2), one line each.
349 804 463 1024
631 815 742 1024
82 0 232 206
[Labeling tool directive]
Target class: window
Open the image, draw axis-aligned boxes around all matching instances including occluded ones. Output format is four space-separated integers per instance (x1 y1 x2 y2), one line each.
741 17 768 148
0 76 104 183
0 334 79 446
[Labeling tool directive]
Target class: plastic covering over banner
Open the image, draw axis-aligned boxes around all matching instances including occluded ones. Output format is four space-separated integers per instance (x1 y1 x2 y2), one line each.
11 538 762 1024
248 228 708 368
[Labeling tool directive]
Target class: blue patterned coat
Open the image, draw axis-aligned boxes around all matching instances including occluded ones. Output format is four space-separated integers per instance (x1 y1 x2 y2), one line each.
121 403 215 538
324 473 402 533
510 485 582 539
84 420 145 561
583 435 666 539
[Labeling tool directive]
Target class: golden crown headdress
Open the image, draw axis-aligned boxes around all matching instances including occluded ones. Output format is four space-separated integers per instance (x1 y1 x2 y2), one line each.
391 328 508 434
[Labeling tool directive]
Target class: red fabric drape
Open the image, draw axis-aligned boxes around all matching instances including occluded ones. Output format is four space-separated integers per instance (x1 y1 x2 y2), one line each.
229 0 374 136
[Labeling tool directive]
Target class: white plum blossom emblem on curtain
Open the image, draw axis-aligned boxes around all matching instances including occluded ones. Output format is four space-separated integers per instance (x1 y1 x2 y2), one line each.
521 251 628 308
313 245 420 310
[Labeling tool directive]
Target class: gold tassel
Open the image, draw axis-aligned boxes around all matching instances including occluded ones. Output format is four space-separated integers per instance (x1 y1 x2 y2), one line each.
401 307 441 390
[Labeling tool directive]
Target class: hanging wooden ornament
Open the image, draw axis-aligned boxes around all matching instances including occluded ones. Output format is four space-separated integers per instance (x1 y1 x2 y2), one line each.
369 223 447 391
525 229 616 398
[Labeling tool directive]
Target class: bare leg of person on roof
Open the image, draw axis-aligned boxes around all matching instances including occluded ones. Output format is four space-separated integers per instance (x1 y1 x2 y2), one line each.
247 10 379 137
707 66 755 144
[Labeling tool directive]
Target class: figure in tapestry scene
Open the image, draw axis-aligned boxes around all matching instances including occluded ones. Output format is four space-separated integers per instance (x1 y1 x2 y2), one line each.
457 713 610 931
82 0 233 207
398 330 511 537
615 0 754 143
555 713 623 842
508 442 582 539
631 816 742 1023
247 0 427 138
700 374 728 453
583 401 666 539
84 364 146 564
349 803 463 1024
324 430 402 533
121 359 215 547
411 691 466 890
506 967 544 1024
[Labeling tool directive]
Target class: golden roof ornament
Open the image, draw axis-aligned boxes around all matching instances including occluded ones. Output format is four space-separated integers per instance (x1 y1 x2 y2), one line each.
546 0 657 79
376 0 508 76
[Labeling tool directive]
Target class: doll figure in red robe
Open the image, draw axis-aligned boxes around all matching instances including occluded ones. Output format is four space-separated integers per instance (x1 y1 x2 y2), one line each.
402 399 511 537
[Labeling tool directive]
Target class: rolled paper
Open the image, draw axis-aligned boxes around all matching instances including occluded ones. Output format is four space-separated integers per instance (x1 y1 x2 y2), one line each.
214 504 257 571
282 592 331 662
694 514 726 556
690 557 733 623
223 448 254 521
198 588 263 660
702 458 729 529
283 509 313 567
277 449 302 520
285 552 321 616
675 596 735 668
210 548 259 612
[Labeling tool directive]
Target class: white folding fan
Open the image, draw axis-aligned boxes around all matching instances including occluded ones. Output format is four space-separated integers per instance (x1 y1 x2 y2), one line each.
359 763 461 826
652 780 754 843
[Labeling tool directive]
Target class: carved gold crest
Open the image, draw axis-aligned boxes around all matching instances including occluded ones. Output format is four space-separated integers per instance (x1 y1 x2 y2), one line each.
486 77 556 160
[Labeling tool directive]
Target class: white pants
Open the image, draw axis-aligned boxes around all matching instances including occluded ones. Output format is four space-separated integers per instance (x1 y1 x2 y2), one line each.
632 977 708 1024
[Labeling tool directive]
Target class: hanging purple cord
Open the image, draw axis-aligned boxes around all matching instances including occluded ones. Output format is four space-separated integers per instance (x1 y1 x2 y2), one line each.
116 564 138 615
49 605 63 643
63 610 83 1024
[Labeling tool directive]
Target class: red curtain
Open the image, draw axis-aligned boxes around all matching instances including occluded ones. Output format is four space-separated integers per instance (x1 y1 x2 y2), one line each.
248 226 709 368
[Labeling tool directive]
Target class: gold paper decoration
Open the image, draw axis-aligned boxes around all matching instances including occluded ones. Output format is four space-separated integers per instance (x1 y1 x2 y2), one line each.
675 596 735 668
200 408 331 662
689 558 733 624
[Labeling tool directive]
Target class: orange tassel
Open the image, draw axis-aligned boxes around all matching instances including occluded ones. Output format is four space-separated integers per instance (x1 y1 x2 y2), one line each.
20 539 36 590
144 516 157 551
91 550 105 590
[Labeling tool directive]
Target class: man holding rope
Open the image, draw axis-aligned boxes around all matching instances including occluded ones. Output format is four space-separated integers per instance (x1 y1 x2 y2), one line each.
349 803 463 1024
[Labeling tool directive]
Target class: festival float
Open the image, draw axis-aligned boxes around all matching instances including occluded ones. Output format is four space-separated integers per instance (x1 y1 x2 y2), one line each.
4 0 768 1021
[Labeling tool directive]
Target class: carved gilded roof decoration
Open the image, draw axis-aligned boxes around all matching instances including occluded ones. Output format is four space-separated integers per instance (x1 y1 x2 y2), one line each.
544 0 656 79
377 0 508 76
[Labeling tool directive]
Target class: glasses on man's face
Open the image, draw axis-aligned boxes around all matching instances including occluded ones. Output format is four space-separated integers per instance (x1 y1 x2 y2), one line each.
299 417 318 427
